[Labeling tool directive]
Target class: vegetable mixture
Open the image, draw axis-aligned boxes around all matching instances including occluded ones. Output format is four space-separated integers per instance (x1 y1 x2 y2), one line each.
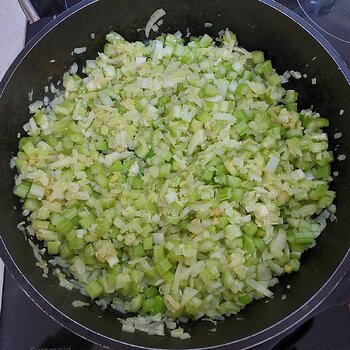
13 30 335 334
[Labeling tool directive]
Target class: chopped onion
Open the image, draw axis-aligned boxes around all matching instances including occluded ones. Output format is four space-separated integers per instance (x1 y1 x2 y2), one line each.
73 46 87 54
69 62 78 74
29 100 43 113
290 70 302 79
246 278 273 297
28 89 34 101
265 156 280 174
145 8 166 38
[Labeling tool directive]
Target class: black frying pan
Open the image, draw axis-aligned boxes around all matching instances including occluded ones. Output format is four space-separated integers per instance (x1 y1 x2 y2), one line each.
0 0 349 349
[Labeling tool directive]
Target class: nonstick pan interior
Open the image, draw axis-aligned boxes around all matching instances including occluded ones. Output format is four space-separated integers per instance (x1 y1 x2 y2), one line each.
0 0 349 349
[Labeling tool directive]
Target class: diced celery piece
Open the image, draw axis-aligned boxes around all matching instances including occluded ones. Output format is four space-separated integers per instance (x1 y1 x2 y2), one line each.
198 34 213 48
13 181 31 199
21 140 36 155
153 245 165 264
316 164 331 179
262 60 273 77
56 217 74 235
294 232 314 245
145 286 158 298
130 294 144 312
54 100 75 115
79 212 96 229
231 188 244 203
86 280 103 299
143 236 153 250
69 236 85 250
216 187 232 201
95 173 109 189
48 241 61 255
238 293 253 305
205 84 219 97
111 161 123 172
242 221 258 236
133 244 145 258
267 73 281 86
252 51 265 64
28 183 45 199
60 244 74 259
151 295 166 314
23 198 39 211
243 236 256 253
155 258 172 275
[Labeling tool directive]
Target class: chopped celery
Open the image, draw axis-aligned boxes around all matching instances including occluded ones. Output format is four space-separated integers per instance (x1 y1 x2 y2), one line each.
28 183 45 199
13 181 31 199
216 187 232 201
204 84 219 97
23 198 39 211
47 241 61 255
56 217 74 235
13 30 334 328
60 244 74 259
54 100 75 116
143 236 153 250
79 212 96 229
252 51 265 64
86 280 103 299
155 258 172 275
242 221 258 236
268 73 281 86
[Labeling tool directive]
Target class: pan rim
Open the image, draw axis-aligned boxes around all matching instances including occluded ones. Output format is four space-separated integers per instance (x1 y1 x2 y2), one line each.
0 0 349 349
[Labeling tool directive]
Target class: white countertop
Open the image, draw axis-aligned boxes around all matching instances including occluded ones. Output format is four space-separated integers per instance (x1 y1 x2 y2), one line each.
0 0 27 315
0 0 27 78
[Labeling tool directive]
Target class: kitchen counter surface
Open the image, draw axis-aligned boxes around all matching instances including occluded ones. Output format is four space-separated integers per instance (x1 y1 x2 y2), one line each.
0 0 27 314
0 0 27 79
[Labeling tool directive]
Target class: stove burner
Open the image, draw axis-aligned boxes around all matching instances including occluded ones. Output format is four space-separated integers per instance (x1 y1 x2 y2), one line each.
25 0 82 42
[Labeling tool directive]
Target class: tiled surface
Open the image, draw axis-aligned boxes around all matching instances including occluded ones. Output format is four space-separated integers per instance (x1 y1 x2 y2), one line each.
0 0 27 314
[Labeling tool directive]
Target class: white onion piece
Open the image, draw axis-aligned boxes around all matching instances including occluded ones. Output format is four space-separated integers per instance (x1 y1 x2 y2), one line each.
69 62 78 74
265 156 280 174
145 8 166 38
246 278 273 297
73 47 87 54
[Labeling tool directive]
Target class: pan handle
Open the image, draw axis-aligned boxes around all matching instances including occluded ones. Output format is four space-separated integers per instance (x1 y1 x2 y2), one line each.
17 0 40 24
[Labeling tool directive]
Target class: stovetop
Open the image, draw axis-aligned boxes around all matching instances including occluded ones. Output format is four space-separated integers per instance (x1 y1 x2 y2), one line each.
0 1 349 349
